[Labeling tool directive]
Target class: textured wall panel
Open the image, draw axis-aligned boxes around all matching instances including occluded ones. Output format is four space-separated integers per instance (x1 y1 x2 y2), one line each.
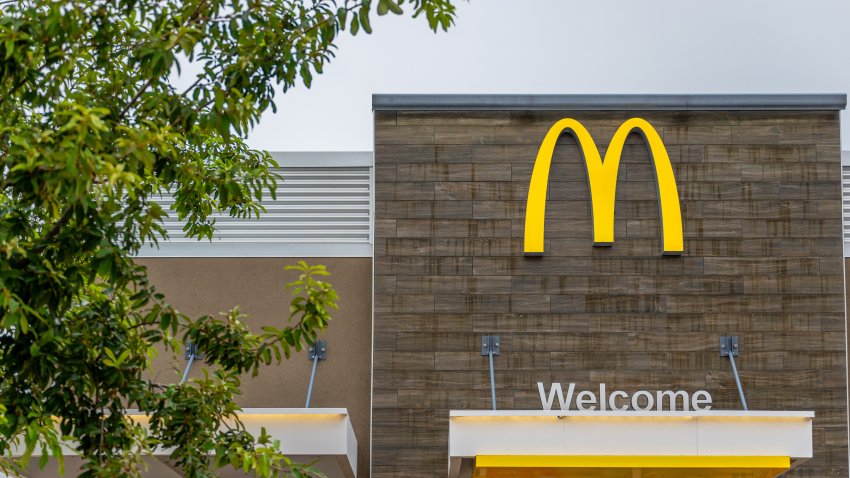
374 110 847 477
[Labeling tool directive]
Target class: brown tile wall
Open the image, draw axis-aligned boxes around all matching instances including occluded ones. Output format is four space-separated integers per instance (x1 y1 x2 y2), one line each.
373 110 848 477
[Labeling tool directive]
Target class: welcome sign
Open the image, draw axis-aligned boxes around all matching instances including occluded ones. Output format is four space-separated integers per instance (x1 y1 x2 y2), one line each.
538 383 713 412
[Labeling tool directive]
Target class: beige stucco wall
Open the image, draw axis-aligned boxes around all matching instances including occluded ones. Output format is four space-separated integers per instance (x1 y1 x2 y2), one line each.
137 257 372 477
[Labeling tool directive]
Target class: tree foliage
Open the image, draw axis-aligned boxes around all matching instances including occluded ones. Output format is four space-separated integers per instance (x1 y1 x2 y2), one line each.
0 1 456 476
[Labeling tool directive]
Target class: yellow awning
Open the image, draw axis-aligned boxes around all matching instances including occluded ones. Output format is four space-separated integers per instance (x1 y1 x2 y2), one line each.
474 455 790 478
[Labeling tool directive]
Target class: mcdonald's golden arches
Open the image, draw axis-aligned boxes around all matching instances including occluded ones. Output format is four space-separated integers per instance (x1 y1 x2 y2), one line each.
523 118 683 256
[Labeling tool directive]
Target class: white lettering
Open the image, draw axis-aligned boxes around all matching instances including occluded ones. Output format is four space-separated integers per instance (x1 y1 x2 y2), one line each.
537 382 575 411
537 383 713 412
631 390 655 411
537 382 562 411
609 390 628 411
576 391 597 411
599 383 606 411
564 383 576 410
656 390 690 411
692 390 713 411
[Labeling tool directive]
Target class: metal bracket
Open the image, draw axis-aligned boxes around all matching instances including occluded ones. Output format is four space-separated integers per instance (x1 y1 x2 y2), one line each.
307 340 327 361
481 335 500 411
720 335 748 411
720 336 739 357
481 336 500 356
184 342 203 360
181 342 203 384
305 340 327 408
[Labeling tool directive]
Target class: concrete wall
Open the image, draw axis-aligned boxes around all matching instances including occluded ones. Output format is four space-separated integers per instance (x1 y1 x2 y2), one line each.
373 109 848 477
138 257 372 477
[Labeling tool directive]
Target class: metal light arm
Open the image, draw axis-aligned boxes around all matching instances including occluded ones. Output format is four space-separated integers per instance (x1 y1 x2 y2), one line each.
305 340 327 408
180 342 203 385
481 336 500 411
720 336 748 411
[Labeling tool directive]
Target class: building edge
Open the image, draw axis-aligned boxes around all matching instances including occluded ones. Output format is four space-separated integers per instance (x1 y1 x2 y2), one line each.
372 93 847 111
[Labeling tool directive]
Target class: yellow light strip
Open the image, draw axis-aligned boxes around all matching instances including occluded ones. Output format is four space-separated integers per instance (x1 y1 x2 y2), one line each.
476 455 790 469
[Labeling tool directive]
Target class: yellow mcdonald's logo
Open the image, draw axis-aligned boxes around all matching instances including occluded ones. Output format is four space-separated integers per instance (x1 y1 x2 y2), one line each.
523 118 683 256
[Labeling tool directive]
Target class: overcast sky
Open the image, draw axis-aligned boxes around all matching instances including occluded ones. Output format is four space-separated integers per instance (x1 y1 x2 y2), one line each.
244 0 850 152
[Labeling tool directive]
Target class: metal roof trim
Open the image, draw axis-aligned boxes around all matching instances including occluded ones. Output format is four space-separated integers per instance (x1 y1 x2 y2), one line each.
372 94 847 111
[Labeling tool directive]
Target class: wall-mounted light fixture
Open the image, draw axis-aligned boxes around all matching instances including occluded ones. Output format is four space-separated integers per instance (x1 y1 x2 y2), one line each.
720 335 748 411
305 340 327 408
481 335 500 411
180 342 204 384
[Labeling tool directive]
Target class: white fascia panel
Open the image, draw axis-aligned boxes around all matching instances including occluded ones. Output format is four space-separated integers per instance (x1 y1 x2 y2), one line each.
230 408 358 478
449 410 813 464
236 408 354 457
16 408 358 478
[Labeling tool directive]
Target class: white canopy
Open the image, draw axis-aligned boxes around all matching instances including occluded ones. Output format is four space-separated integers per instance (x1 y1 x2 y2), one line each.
449 410 813 478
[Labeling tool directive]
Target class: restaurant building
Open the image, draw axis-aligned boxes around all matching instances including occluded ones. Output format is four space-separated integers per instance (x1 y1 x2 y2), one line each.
367 94 848 478
29 94 848 478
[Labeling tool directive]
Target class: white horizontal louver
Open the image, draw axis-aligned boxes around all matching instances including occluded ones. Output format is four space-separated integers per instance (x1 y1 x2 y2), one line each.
136 153 373 257
154 167 371 243
843 152 850 257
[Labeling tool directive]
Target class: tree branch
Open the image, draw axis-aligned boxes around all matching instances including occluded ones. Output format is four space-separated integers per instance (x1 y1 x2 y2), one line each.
35 206 74 250
116 0 211 123
115 77 156 122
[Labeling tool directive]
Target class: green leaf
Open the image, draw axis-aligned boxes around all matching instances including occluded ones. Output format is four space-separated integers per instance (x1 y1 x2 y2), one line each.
351 15 360 35
377 0 389 15
359 7 373 34
301 64 313 88
387 1 404 14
